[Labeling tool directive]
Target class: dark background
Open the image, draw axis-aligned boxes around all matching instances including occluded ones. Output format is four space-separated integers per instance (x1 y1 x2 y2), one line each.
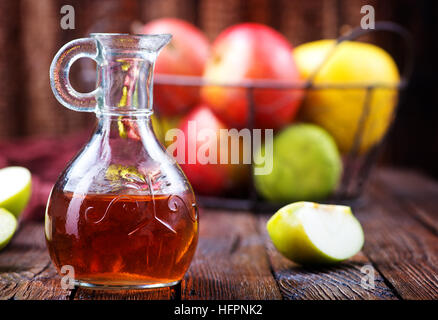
0 0 437 178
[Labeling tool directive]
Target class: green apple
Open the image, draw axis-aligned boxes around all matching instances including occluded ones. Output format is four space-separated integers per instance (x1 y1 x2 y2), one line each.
254 123 342 202
0 208 18 250
0 166 32 218
267 201 364 265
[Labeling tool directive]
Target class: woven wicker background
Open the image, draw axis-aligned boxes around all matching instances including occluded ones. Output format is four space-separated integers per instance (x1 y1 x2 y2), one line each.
0 0 436 176
0 0 396 138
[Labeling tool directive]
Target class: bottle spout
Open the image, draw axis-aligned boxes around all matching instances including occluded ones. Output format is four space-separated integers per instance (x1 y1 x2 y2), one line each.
91 33 172 55
143 33 172 53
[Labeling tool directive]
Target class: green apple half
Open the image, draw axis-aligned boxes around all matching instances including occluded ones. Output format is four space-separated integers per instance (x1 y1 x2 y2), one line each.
0 208 17 250
267 202 364 265
0 166 32 218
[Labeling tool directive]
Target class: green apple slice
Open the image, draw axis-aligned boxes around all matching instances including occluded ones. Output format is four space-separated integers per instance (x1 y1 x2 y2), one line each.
267 201 364 265
0 208 18 250
0 166 32 218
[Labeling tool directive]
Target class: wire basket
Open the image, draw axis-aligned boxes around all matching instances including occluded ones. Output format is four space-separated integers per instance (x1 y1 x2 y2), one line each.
156 22 413 212
152 22 414 212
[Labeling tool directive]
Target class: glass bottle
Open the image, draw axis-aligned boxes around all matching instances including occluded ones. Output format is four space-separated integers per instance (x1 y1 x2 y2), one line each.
46 33 198 289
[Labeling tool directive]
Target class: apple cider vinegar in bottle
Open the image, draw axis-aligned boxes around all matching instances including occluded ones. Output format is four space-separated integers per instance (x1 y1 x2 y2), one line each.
46 34 198 289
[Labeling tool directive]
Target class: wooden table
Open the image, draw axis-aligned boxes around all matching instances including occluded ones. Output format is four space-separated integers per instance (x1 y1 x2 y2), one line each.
0 168 437 300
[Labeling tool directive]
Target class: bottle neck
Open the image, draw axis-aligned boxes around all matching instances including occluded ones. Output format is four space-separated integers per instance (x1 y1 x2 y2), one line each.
96 56 155 115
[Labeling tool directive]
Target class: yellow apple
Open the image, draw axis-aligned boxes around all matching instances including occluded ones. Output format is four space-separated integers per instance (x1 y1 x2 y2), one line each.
294 40 400 154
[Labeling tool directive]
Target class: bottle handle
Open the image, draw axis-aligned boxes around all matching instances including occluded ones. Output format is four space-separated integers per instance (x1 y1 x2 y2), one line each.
49 38 99 112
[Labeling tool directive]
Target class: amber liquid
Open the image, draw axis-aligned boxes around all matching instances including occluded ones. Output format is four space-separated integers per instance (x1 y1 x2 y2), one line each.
45 189 198 287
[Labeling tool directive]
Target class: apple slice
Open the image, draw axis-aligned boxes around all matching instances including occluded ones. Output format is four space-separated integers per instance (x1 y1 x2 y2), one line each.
0 166 32 218
0 208 17 250
267 201 364 265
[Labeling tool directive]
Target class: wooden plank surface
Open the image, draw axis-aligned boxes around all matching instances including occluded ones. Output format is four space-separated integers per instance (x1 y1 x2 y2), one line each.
258 216 397 300
354 170 438 300
0 168 437 300
181 210 282 300
374 169 438 235
0 223 71 300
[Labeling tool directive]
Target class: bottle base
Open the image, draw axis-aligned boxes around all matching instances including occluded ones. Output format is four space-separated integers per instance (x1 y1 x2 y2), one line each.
74 279 180 290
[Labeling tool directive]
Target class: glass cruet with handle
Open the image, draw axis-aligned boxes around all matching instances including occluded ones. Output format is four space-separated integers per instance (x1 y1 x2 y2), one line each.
46 33 198 289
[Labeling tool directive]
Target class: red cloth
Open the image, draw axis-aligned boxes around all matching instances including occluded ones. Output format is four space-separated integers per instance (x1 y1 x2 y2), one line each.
0 132 90 221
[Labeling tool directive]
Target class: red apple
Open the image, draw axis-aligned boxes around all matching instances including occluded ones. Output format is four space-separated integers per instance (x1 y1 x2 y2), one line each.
140 18 210 116
172 105 248 196
201 23 303 129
